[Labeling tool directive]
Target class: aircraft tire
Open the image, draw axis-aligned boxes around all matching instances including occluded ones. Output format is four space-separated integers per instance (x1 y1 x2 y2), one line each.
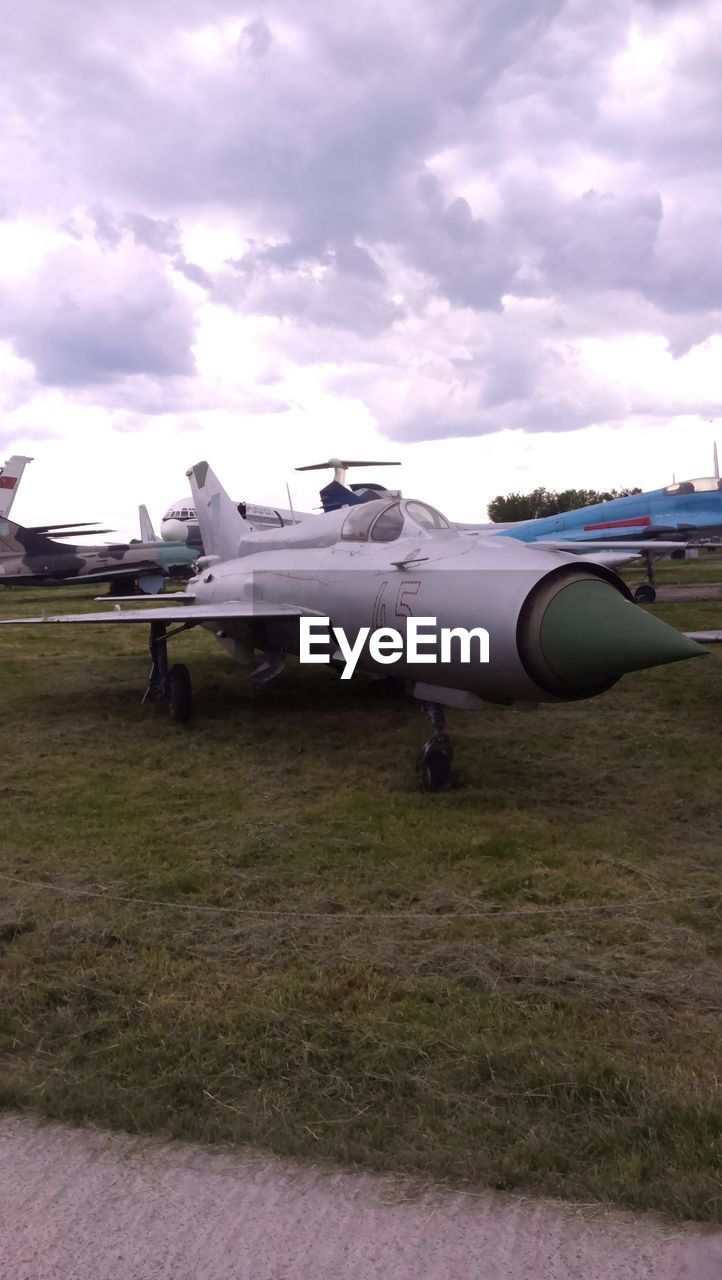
419 735 453 792
633 584 657 605
168 664 192 722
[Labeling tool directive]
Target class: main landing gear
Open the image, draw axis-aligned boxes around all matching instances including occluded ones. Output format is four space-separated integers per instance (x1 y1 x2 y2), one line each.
138 625 455 789
633 552 657 605
142 621 192 722
417 701 454 792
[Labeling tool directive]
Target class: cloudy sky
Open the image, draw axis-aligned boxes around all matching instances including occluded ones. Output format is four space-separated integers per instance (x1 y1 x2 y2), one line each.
2 0 722 534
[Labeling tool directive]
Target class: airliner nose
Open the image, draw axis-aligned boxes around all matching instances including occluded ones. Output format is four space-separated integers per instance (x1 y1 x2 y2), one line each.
520 572 705 697
161 519 189 543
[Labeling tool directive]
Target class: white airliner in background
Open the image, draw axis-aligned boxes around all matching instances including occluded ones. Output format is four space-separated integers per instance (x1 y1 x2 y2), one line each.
160 497 302 545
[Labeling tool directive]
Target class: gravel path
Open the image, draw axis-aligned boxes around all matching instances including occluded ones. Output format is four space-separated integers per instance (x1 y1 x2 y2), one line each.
656 583 722 601
1 1114 719 1280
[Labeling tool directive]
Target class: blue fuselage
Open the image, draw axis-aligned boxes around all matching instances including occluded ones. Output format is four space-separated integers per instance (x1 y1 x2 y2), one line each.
496 482 722 545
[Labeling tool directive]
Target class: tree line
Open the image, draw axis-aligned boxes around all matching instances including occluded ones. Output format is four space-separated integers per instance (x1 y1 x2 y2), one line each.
487 486 642 523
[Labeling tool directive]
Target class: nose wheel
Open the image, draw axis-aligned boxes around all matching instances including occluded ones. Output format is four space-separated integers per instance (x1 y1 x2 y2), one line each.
417 702 454 791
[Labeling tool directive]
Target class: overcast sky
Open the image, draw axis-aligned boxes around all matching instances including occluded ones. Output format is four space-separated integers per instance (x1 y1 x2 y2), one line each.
2 0 722 533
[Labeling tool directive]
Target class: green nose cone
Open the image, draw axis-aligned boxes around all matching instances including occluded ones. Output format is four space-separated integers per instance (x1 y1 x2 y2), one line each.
540 578 705 689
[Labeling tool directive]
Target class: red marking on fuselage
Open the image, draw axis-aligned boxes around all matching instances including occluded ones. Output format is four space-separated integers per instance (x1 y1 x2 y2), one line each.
395 580 421 619
0 475 17 490
583 516 651 532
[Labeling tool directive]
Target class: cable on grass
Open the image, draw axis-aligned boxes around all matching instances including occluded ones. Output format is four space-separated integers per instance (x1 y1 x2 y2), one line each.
0 872 718 923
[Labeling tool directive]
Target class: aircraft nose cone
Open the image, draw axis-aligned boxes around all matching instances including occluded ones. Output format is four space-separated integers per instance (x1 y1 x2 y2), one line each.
519 572 705 697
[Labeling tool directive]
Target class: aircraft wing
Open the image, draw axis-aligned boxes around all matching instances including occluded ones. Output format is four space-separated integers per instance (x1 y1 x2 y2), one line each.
0 601 324 626
577 550 642 569
684 631 722 644
27 562 191 585
533 539 712 552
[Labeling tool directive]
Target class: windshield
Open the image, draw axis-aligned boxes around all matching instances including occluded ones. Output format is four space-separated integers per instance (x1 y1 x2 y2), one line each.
402 500 451 530
340 498 452 543
341 500 403 542
664 478 722 495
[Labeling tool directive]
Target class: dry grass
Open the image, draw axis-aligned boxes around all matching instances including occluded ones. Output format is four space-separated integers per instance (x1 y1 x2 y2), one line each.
0 572 720 1221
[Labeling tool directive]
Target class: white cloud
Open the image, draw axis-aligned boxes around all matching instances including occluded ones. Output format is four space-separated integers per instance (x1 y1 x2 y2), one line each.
0 0 721 530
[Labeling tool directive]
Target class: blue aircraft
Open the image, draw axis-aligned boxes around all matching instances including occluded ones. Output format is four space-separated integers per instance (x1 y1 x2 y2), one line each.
479 476 722 602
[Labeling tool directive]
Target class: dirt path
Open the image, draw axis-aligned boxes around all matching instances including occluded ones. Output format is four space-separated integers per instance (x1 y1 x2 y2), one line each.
656 582 722 601
1 1114 719 1280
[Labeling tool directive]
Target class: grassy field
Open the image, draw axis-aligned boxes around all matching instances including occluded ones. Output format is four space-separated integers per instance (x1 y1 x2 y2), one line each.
0 570 720 1222
622 551 722 587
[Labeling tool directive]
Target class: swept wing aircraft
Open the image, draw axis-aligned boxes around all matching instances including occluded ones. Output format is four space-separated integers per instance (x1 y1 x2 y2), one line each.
287 459 722 604
0 517 197 593
161 458 722 608
0 461 704 789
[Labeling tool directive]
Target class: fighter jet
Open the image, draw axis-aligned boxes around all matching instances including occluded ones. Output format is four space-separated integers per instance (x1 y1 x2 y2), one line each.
0 516 197 593
161 457 722 608
296 458 722 605
0 461 704 789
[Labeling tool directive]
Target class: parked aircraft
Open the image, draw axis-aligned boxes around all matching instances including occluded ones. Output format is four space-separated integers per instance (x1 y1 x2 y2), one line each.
0 517 197 593
160 498 303 545
0 461 704 789
287 458 722 604
480 477 722 602
160 457 722 604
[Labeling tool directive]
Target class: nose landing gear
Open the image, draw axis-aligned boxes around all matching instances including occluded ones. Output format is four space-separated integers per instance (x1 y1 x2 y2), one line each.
417 701 454 791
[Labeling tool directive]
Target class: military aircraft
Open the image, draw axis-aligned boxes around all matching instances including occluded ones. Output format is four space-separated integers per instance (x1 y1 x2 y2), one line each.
160 457 722 606
0 515 197 593
0 461 705 789
473 476 722 604
286 457 722 605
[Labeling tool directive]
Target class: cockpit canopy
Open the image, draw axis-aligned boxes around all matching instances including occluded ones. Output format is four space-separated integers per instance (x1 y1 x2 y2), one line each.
663 478 722 495
340 499 451 543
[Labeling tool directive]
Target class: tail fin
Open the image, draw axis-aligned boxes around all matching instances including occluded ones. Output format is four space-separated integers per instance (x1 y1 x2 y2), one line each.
187 461 247 562
138 504 157 542
714 441 719 480
0 455 33 517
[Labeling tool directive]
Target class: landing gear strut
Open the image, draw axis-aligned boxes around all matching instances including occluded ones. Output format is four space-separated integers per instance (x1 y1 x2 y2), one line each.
417 701 453 791
142 621 192 721
633 552 657 605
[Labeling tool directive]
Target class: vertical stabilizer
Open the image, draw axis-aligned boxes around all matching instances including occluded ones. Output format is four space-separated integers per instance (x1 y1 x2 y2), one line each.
138 504 157 543
0 456 33 517
714 442 719 480
187 461 248 562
